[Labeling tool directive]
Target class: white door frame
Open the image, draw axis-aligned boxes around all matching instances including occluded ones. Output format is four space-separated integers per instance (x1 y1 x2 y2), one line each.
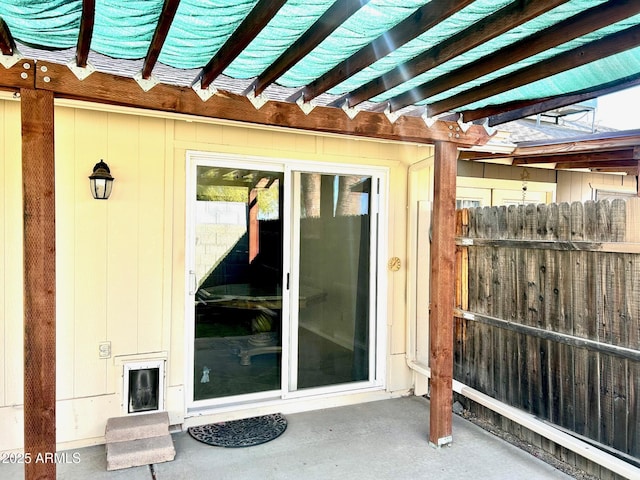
184 151 388 414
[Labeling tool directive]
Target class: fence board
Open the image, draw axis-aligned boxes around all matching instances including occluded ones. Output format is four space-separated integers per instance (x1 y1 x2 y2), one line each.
538 204 551 421
596 203 614 452
558 202 574 431
612 357 628 452
571 201 588 438
628 254 640 458
454 198 640 466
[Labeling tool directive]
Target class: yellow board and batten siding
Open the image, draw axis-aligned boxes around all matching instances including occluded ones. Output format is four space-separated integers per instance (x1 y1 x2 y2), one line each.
1 100 23 411
0 98 424 451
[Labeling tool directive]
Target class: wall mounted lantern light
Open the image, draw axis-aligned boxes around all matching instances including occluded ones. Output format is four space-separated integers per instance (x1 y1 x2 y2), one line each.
89 160 114 200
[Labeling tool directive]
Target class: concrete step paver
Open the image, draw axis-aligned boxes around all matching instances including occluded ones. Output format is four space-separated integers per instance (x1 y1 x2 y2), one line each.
105 411 175 471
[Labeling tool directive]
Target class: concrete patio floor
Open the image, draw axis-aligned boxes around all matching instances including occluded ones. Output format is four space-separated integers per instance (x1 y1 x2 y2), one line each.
2 395 575 479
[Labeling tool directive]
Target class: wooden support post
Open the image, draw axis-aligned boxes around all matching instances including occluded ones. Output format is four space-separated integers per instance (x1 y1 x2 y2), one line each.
429 140 458 447
21 88 56 479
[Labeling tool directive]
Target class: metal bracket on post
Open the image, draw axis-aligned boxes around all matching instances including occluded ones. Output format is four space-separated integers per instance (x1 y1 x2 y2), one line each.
296 94 316 115
457 114 471 133
0 48 22 69
246 88 269 110
384 103 401 124
480 118 496 136
192 78 218 102
67 59 95 80
421 108 437 128
341 100 359 120
134 71 159 92
429 435 453 449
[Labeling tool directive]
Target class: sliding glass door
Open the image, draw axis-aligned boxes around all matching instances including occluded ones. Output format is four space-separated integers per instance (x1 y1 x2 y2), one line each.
290 172 374 391
187 155 383 407
190 164 284 401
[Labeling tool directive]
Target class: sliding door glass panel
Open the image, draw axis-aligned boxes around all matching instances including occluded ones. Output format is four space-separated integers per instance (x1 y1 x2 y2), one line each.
193 166 283 400
296 173 371 389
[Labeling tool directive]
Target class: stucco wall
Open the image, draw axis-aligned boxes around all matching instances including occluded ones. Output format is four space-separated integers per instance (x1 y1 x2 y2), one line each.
0 97 431 451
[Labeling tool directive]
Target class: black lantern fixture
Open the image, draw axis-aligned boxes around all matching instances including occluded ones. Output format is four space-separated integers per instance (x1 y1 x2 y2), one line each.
89 160 114 200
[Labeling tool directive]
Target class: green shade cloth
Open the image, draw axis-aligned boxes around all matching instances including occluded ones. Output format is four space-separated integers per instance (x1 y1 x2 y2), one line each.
1 0 639 111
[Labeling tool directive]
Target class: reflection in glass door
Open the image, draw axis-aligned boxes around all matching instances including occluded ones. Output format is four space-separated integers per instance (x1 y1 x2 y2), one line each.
191 166 284 401
292 173 374 390
188 158 382 406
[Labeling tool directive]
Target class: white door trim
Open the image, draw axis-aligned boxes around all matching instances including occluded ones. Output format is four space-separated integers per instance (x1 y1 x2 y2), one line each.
184 151 389 415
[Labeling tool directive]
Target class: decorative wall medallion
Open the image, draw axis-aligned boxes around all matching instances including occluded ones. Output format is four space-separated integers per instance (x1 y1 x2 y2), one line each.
388 256 401 272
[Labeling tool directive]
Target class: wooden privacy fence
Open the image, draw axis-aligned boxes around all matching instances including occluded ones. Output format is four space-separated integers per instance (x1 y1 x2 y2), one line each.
454 199 640 463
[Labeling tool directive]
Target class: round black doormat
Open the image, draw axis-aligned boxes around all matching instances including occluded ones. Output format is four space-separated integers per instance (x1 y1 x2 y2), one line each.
188 413 287 448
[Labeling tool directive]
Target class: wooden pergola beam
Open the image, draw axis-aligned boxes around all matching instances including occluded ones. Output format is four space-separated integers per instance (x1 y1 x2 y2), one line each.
461 131 640 163
465 74 640 125
251 0 369 97
514 130 640 156
141 0 181 79
0 17 16 56
21 88 56 480
199 0 287 90
584 166 638 175
295 0 474 103
26 60 491 147
75 0 95 68
428 24 640 117
429 140 458 447
390 0 640 115
336 0 567 109
555 159 640 170
513 149 637 166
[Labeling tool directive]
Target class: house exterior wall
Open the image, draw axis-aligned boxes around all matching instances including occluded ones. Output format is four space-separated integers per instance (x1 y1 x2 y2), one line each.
0 97 431 451
459 159 637 203
0 99 22 432
555 170 637 202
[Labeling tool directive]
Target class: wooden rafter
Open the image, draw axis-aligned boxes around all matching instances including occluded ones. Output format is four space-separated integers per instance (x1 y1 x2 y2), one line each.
199 0 287 90
513 150 638 166
292 0 474 103
590 166 638 174
513 130 640 155
555 159 640 170
0 17 15 56
458 150 509 162
459 132 640 177
468 74 640 125
427 24 640 117
464 98 551 124
389 0 640 115
506 135 640 175
29 60 491 147
512 151 640 172
76 0 96 67
141 0 181 79
333 0 568 109
250 0 370 97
